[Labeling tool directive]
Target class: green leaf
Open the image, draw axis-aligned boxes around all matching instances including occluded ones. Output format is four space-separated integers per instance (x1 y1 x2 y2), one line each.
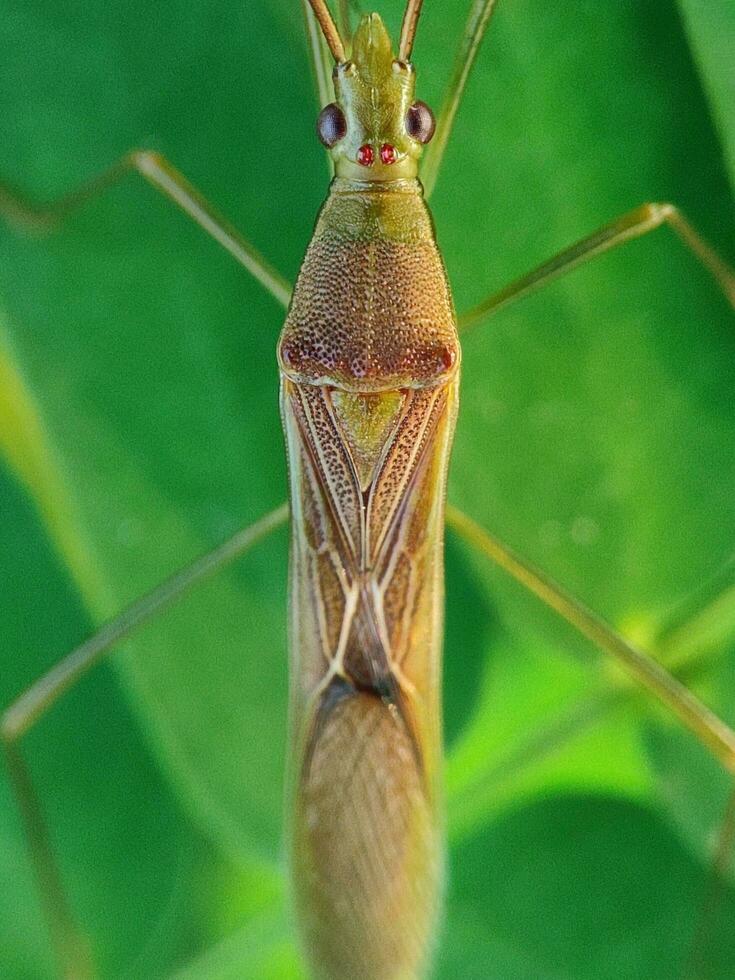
676 0 735 187
1 0 733 976
0 461 210 977
441 794 735 980
171 911 305 980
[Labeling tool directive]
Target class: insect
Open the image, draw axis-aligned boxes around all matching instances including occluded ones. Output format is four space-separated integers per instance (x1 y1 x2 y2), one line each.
1 0 735 976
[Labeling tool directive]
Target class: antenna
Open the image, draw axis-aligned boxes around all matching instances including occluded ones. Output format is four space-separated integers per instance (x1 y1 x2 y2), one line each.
307 0 347 62
398 0 425 61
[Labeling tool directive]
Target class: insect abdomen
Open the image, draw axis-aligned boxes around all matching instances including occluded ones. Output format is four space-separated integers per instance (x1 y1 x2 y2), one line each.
292 682 442 980
279 178 459 979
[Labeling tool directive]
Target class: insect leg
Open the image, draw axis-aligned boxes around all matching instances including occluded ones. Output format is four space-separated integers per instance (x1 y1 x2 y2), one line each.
0 150 291 307
448 503 735 970
446 560 731 814
1 502 288 980
421 0 499 199
457 202 735 330
445 504 735 772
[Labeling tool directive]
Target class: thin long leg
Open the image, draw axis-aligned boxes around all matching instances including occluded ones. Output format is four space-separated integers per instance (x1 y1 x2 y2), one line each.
0 150 291 308
445 504 735 772
421 0 499 199
448 659 715 837
442 510 735 968
447 543 734 814
1 502 289 980
458 202 735 330
3 743 94 980
448 505 735 977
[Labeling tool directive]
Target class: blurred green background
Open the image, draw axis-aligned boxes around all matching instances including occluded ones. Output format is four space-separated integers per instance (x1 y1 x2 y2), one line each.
1 0 734 977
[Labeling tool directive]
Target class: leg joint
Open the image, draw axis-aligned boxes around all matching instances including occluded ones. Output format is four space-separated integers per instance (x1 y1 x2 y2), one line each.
643 201 676 223
128 148 165 175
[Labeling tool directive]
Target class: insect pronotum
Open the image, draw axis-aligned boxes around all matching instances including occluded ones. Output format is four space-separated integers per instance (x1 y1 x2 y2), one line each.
1 0 735 977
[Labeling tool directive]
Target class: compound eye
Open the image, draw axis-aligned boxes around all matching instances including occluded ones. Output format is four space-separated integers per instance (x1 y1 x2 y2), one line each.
317 103 347 148
405 101 435 144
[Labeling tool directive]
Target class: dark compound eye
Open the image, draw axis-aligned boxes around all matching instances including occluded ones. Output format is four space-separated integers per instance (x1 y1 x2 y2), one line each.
317 103 347 148
405 101 435 144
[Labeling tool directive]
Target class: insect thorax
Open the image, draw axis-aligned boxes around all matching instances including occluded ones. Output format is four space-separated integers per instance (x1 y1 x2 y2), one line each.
278 177 459 393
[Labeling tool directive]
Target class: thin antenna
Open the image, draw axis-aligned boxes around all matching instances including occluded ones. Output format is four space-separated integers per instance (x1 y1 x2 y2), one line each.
421 0 499 198
398 0 425 61
307 0 347 62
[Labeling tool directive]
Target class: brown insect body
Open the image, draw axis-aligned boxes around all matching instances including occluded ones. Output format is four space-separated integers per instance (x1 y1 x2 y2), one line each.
276 12 461 977
4 4 735 980
279 35 460 972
